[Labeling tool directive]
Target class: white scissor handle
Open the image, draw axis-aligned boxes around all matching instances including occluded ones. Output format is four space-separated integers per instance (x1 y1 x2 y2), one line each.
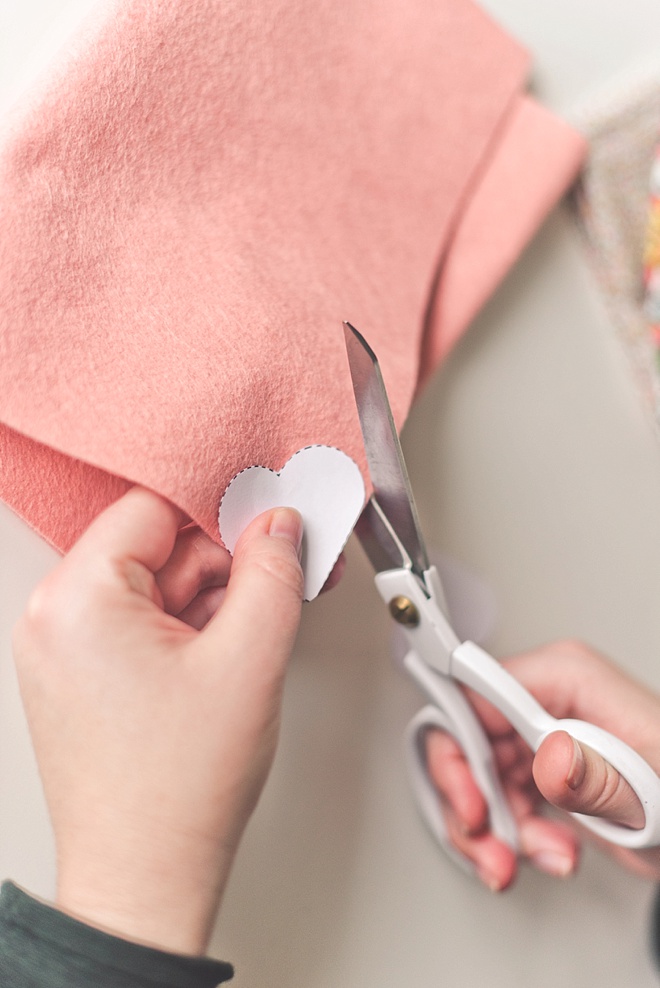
451 640 660 849
403 650 518 872
377 565 660 854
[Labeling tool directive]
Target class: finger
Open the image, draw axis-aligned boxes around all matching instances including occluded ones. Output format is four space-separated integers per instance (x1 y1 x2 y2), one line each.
518 813 580 878
503 781 537 821
504 642 660 758
66 487 185 576
428 734 575 890
443 803 518 891
320 554 346 594
156 527 231 615
195 507 304 676
492 735 533 783
533 730 645 830
454 688 519 740
177 585 227 630
426 730 489 835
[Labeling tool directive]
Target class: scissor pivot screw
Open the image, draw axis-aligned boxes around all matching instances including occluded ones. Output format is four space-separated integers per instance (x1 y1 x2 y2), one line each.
388 596 420 628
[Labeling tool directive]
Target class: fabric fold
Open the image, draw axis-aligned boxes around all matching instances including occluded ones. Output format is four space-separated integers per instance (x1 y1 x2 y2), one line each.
0 0 585 550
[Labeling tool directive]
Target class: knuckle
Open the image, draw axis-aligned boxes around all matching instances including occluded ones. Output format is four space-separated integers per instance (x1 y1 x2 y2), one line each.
554 638 594 664
550 638 600 678
14 564 106 656
19 577 60 638
12 575 65 670
588 758 624 815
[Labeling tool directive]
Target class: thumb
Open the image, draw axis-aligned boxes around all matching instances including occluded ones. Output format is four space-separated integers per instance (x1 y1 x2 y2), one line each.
533 730 645 831
198 507 304 673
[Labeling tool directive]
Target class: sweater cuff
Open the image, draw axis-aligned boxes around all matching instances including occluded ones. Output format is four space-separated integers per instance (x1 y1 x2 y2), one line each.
0 881 233 987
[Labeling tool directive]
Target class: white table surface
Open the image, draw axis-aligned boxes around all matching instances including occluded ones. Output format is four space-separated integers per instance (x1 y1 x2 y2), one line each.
2 2 660 985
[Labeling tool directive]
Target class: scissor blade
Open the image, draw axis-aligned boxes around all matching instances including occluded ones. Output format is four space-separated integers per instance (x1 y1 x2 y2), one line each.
343 322 429 578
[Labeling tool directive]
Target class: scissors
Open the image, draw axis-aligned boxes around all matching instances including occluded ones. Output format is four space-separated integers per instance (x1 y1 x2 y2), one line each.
343 321 660 868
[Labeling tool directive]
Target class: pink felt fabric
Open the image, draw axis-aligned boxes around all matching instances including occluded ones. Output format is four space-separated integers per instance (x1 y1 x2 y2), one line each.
0 0 585 551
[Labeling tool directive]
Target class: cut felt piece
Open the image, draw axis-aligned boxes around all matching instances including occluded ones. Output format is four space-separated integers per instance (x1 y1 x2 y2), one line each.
219 446 366 601
0 0 586 552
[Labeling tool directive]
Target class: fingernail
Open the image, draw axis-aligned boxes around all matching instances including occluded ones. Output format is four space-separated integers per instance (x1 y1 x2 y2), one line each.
531 851 575 878
269 508 304 556
477 867 504 892
567 738 586 791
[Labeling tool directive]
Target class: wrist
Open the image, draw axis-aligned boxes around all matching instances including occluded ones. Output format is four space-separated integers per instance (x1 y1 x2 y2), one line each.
55 887 211 956
55 833 233 954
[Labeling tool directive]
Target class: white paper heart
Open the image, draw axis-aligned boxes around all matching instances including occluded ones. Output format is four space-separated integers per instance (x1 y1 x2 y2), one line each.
219 445 366 600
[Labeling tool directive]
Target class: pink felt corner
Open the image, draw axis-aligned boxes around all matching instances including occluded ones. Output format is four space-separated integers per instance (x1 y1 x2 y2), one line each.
421 95 587 376
0 0 585 551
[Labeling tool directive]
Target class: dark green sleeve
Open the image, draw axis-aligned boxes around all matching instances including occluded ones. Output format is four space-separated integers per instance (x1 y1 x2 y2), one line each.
0 881 233 987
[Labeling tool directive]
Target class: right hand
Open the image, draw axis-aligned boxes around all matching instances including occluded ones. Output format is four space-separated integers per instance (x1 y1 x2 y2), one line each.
427 640 660 890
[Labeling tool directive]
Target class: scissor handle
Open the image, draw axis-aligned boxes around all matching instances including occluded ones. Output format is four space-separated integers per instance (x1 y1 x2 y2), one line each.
402 650 519 872
451 641 660 849
376 565 660 855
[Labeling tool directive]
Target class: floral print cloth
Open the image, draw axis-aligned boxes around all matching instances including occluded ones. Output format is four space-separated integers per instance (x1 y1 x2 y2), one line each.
573 69 660 432
644 148 660 354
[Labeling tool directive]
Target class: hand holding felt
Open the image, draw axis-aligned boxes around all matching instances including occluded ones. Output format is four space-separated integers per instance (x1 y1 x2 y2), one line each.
0 0 585 550
12 487 305 953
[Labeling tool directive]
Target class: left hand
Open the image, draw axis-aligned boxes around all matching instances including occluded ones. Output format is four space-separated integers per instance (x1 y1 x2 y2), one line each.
12 486 306 953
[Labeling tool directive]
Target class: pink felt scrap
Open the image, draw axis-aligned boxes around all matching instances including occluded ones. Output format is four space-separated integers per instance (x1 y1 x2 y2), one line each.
0 0 586 551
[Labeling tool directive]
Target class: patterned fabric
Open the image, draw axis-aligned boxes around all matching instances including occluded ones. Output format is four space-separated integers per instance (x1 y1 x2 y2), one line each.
644 147 660 353
572 69 660 430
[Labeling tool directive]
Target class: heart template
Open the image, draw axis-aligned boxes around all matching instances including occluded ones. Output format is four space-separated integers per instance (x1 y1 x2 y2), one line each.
219 446 366 600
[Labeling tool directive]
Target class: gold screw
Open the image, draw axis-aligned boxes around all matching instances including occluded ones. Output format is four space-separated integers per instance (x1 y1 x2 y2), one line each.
388 595 420 628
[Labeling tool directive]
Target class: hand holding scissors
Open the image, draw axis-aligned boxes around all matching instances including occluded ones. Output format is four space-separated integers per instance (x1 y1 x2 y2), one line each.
343 322 660 872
